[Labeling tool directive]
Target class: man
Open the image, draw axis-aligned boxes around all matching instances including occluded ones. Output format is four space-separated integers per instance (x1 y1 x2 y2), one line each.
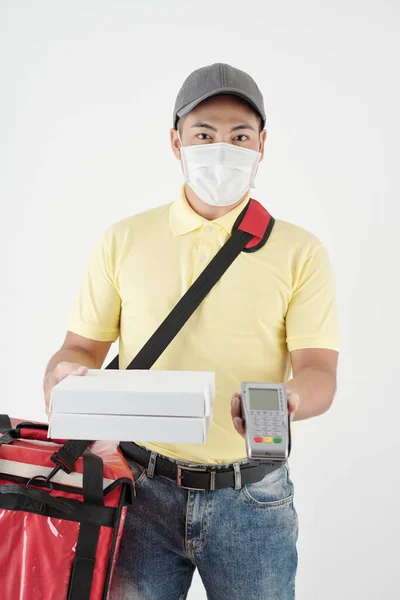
44 63 340 599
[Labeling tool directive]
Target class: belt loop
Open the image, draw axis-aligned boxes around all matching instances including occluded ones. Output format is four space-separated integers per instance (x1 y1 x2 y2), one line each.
233 462 242 490
146 451 157 478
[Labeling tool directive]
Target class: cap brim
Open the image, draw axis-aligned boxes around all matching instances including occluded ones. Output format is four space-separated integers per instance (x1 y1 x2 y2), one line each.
176 88 265 127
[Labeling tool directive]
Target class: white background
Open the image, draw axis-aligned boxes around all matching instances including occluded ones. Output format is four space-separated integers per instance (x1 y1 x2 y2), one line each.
1 1 399 598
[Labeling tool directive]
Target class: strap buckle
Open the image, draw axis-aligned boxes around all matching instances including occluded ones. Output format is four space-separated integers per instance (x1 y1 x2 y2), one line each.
0 430 15 445
176 465 216 491
50 452 73 474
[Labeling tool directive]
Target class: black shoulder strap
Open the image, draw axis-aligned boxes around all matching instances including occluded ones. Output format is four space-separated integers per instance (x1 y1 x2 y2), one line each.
51 199 275 472
0 414 13 445
107 199 275 370
0 415 12 432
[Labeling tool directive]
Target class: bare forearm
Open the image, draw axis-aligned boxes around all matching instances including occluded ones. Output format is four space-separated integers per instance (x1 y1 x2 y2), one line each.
44 347 99 377
285 367 337 421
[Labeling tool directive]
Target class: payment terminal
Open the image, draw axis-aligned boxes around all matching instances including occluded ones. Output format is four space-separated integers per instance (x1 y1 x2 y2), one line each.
240 382 291 464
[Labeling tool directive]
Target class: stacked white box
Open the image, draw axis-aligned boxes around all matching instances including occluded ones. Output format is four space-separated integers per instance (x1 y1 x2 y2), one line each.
49 369 215 443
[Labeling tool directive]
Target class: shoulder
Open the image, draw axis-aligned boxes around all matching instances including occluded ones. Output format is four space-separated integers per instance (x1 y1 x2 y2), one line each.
272 218 323 251
101 202 172 247
269 218 334 278
107 203 172 235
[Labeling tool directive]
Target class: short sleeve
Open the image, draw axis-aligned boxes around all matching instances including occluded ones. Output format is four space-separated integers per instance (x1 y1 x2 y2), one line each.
285 244 340 352
67 230 121 342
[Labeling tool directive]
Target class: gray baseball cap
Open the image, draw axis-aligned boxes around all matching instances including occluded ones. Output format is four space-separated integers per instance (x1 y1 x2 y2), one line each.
173 63 266 129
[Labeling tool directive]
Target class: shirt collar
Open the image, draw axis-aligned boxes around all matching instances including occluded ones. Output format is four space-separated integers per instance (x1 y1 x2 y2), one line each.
169 186 252 236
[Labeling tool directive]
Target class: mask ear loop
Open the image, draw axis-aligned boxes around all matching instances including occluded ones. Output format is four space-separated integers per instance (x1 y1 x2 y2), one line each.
177 131 190 184
251 132 264 188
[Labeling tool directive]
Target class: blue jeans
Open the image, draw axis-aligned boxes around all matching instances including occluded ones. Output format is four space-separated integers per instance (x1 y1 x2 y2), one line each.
109 450 299 600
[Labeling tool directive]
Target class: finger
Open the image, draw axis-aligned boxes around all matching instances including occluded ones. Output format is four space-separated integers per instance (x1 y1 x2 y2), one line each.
65 364 88 378
231 394 241 419
234 417 245 435
288 404 298 421
287 395 299 417
43 377 55 414
55 362 88 382
44 363 88 414
71 365 89 375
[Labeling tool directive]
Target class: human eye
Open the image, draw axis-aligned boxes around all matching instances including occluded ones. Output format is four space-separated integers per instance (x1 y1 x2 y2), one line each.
233 134 249 142
196 133 212 140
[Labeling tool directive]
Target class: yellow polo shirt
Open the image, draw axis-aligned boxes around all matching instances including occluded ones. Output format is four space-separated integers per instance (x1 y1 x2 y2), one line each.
67 187 340 464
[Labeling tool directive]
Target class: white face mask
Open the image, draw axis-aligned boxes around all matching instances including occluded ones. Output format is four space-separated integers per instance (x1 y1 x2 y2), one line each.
179 135 261 207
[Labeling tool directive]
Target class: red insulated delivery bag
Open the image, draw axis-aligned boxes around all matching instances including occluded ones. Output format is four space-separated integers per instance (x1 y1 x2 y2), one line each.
0 415 134 600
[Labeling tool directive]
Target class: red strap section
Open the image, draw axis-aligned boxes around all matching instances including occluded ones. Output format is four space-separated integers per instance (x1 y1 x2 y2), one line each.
237 199 271 249
19 428 67 445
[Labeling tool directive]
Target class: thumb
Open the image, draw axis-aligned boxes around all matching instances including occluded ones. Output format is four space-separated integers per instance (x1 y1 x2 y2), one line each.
71 365 88 375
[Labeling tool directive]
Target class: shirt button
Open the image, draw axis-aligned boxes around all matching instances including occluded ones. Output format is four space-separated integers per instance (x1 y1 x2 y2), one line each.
200 254 208 261
205 226 213 232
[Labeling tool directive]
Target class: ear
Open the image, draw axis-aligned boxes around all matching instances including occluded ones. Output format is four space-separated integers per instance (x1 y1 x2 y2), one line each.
258 129 267 162
170 128 181 160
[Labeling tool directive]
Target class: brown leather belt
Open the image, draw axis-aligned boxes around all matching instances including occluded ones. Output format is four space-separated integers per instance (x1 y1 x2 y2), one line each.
119 441 284 491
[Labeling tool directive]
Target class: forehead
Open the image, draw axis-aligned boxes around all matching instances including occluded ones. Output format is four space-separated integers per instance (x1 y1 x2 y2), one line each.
184 94 259 126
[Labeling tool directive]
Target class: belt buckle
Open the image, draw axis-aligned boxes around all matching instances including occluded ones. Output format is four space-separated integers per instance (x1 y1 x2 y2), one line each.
176 465 216 491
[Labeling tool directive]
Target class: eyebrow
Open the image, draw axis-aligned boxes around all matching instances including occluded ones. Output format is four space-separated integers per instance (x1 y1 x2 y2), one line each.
231 124 256 132
191 122 256 133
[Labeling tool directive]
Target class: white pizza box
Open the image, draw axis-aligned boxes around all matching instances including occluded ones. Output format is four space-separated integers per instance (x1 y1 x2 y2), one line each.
50 369 215 418
48 411 212 444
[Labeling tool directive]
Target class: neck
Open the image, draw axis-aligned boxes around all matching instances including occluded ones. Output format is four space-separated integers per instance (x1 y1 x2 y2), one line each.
184 184 248 220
